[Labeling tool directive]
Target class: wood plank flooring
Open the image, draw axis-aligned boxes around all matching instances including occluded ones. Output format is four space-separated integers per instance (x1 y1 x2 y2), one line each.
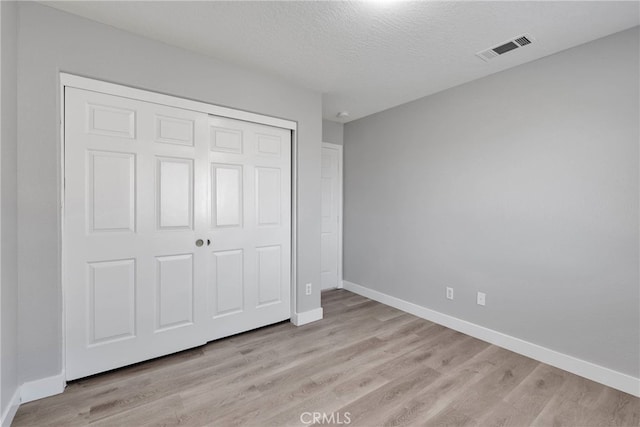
13 289 640 426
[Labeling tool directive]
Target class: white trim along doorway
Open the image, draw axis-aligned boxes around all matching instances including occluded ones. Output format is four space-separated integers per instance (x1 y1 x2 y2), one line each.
60 73 299 381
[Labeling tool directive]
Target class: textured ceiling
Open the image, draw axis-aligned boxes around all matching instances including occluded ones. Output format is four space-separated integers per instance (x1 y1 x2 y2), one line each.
44 1 639 122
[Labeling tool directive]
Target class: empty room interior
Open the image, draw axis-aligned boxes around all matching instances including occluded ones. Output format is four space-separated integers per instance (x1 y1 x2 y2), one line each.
0 1 639 426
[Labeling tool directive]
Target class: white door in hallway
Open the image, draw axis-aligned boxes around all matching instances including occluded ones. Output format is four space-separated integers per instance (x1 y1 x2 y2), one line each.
64 87 291 380
320 143 343 290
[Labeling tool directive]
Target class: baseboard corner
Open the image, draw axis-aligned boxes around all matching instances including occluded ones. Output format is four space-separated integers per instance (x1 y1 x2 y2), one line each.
0 387 21 427
20 372 66 404
291 307 324 326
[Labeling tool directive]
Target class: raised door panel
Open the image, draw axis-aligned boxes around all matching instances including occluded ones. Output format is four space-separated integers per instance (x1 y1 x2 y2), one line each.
87 104 136 139
256 167 281 227
88 259 136 345
211 250 244 317
321 233 337 288
155 115 194 146
256 133 281 158
210 127 243 154
256 246 281 306
87 151 135 233
157 157 194 230
321 233 336 273
320 177 333 233
156 254 194 331
212 164 243 228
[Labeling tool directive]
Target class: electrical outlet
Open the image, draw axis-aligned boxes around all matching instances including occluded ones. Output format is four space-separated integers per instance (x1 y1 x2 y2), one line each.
305 283 312 296
477 292 486 306
446 287 454 300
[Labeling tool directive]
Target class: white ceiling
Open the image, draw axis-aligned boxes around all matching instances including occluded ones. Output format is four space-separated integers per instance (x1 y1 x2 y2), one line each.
44 1 639 123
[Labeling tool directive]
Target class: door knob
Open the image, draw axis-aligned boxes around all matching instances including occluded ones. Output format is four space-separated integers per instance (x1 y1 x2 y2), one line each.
195 239 204 247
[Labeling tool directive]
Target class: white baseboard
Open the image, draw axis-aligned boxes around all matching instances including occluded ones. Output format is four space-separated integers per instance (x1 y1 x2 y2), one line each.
291 307 324 326
21 372 65 403
343 280 640 397
1 387 21 427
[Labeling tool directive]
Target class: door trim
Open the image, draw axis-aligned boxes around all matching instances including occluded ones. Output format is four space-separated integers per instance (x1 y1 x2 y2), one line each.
60 74 297 130
321 142 343 289
59 73 299 382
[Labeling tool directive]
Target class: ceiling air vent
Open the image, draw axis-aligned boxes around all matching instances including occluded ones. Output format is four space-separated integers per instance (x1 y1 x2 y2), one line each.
476 34 534 62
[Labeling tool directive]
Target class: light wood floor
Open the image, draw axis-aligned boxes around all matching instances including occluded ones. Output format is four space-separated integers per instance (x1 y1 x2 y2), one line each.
14 289 640 426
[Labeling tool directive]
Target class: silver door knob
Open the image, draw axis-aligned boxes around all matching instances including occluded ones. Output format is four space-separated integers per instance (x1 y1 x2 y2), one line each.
195 239 204 247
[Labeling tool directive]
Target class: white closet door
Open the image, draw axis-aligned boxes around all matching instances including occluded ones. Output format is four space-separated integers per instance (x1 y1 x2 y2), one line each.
207 116 291 340
64 86 292 380
64 87 210 380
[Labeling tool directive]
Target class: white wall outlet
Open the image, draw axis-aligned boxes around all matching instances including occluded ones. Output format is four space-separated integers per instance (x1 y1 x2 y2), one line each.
477 292 486 306
446 287 454 300
305 283 312 296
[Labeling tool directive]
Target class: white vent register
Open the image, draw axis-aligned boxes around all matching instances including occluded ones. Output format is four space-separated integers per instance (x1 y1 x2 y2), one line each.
477 34 534 61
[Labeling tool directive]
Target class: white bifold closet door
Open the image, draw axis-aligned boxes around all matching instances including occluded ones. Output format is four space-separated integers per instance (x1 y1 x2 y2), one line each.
64 87 291 380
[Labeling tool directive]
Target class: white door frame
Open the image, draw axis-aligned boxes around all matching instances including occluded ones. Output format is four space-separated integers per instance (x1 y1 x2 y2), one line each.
59 73 299 381
321 142 343 288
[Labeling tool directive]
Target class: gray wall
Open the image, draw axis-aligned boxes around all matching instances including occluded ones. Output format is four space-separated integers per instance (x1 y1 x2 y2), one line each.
1 0 19 416
343 27 639 377
322 120 344 145
17 2 322 383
